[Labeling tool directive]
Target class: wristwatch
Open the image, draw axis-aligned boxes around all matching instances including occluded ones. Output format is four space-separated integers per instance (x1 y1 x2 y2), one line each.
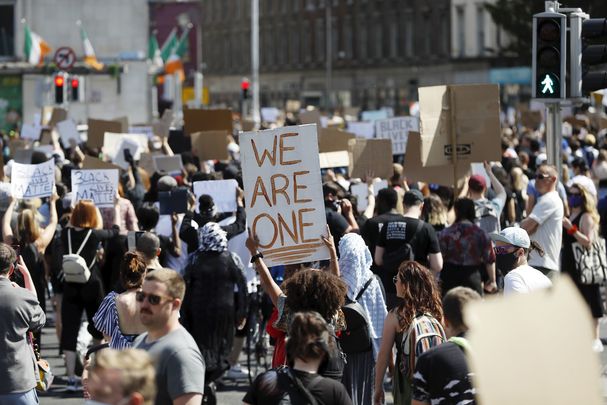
250 252 264 263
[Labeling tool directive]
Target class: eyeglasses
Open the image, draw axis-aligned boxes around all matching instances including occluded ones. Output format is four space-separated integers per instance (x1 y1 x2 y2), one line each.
393 275 399 284
135 291 172 305
493 245 518 255
535 173 551 181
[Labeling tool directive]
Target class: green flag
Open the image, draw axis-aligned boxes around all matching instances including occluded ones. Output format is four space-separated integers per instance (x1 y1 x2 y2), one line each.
174 26 190 59
160 28 177 63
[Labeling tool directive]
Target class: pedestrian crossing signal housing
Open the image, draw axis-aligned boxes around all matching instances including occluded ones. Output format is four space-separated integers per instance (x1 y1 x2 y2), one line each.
532 12 567 100
54 74 65 104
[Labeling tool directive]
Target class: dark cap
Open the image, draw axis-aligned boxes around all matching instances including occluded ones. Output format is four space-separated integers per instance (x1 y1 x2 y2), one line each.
403 189 424 206
468 174 487 192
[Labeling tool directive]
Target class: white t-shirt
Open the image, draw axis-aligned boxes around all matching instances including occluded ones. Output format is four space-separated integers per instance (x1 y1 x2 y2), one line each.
504 264 552 294
527 190 564 271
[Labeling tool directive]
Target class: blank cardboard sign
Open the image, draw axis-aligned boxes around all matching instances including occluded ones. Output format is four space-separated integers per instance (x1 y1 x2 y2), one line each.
87 119 123 150
319 128 355 153
465 277 602 405
348 138 393 179
183 108 233 136
191 131 229 161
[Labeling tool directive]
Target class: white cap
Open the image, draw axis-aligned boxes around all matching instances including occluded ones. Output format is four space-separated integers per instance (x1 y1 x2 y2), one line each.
490 227 530 249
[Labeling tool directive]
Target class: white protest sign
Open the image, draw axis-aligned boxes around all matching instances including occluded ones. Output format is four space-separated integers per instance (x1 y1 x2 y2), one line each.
350 180 388 212
375 116 419 155
319 151 350 169
11 159 55 199
21 123 41 141
56 119 81 147
129 126 154 139
241 124 329 266
193 179 239 213
347 121 375 139
112 138 142 170
103 132 148 158
361 109 389 122
71 169 119 208
153 155 183 174
261 107 280 123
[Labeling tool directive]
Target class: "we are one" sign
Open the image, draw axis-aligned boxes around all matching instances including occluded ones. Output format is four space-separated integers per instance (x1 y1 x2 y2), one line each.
241 124 329 266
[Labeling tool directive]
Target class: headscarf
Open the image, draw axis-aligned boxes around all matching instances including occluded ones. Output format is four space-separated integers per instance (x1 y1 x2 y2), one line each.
197 222 227 253
338 233 387 358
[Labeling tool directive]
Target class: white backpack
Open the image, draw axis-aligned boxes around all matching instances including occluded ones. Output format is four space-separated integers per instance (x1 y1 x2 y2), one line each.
62 229 95 284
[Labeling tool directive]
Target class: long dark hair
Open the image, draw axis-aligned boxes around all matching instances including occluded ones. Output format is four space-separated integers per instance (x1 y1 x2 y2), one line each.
286 311 334 365
395 261 443 329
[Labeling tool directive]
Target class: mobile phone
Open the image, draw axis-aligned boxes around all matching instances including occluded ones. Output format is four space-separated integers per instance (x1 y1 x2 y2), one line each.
124 148 133 163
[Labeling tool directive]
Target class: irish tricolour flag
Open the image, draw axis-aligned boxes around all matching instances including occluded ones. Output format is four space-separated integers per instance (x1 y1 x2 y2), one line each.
78 22 103 71
23 25 50 66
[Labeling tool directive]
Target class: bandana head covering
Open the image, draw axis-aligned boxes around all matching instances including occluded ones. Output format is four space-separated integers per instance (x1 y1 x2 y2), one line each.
198 222 227 252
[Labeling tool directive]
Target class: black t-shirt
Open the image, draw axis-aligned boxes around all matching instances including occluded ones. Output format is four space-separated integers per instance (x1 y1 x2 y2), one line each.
361 212 404 267
412 341 476 404
243 368 353 405
377 216 440 292
325 207 349 250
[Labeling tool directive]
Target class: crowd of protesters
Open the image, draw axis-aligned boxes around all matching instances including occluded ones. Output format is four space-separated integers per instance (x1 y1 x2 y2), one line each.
1 102 606 405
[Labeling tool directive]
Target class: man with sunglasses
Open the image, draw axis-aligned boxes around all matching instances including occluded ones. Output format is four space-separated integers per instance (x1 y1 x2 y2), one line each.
133 269 205 405
520 165 564 280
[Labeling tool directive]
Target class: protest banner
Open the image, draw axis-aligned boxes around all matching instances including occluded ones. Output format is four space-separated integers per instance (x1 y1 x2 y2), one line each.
465 277 601 405
87 119 123 149
190 131 230 161
402 132 469 188
71 169 119 208
350 179 388 213
103 132 149 159
82 156 122 170
319 151 350 169
348 138 393 179
20 123 41 141
418 84 501 167
375 116 419 155
318 128 355 153
112 138 142 170
183 108 232 135
240 124 329 266
193 179 239 213
11 159 55 199
56 119 81 147
153 155 183 174
361 109 389 122
159 188 188 215
347 121 375 138
47 107 67 127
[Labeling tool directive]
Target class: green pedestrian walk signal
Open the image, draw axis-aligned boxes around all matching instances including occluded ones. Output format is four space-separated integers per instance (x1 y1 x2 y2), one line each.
539 73 559 95
532 13 566 100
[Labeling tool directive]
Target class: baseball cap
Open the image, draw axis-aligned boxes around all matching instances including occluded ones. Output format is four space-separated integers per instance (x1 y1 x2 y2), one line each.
468 174 487 191
490 227 530 249
403 189 424 206
157 175 178 192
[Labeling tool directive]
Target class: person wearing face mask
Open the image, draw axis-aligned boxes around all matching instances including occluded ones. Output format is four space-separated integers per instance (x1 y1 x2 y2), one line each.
86 348 156 405
490 227 551 295
561 183 604 352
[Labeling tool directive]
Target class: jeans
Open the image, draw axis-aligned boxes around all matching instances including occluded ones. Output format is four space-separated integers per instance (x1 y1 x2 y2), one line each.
0 389 39 405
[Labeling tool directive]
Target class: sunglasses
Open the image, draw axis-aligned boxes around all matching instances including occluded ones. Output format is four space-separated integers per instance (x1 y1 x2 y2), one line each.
535 173 551 180
135 291 172 305
493 245 518 255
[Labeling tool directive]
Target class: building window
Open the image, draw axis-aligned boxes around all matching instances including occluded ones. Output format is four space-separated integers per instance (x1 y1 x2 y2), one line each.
424 12 431 55
389 18 398 58
315 19 324 62
477 5 485 56
331 17 338 61
0 3 14 57
303 21 311 62
358 23 367 60
404 11 413 58
291 24 300 64
344 18 353 59
456 5 465 57
374 24 383 59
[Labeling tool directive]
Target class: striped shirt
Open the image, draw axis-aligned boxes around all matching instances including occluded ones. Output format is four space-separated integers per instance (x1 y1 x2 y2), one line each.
93 291 139 350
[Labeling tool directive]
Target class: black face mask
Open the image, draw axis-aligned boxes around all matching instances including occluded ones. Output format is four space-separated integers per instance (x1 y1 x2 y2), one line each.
495 252 519 275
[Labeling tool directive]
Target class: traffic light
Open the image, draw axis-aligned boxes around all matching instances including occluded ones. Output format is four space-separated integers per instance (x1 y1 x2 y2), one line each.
569 14 607 97
532 12 567 100
241 78 250 99
70 76 80 101
54 74 66 104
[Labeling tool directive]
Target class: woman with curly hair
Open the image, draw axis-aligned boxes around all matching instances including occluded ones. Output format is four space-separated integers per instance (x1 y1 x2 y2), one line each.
373 261 444 405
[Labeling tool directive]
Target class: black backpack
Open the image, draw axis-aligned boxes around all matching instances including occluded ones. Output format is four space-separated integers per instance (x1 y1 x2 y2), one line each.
381 220 423 273
339 277 375 353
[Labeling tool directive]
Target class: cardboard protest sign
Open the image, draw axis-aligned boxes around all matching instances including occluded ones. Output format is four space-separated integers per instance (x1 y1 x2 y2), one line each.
191 131 229 161
71 169 119 208
193 179 239 213
82 156 122 170
11 159 55 199
375 117 419 155
20 123 41 141
57 119 81 147
348 138 393 179
319 151 350 169
361 109 389 122
402 132 470 188
103 133 148 159
318 128 355 153
418 84 501 167
112 116 129 131
183 108 232 135
153 155 183 174
347 121 375 139
350 179 388 213
159 189 188 215
299 109 322 128
261 107 280 123
465 277 602 405
47 107 67 127
112 138 142 170
520 110 543 130
240 124 329 266
138 152 157 175
87 119 123 150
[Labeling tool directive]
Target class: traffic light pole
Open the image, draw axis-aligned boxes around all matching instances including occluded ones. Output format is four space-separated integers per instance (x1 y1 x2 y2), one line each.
546 103 563 180
251 0 260 129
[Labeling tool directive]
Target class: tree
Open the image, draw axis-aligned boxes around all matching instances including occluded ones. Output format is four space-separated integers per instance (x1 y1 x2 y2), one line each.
485 0 607 62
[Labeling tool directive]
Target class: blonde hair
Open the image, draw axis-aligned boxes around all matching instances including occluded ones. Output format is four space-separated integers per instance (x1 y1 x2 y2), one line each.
17 209 41 244
92 349 156 405
145 268 185 300
571 183 600 227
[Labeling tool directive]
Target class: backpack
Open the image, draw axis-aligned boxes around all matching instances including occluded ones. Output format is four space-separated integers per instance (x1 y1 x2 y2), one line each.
274 367 322 405
62 229 95 284
401 313 446 381
339 277 374 353
381 220 423 274
474 199 500 235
